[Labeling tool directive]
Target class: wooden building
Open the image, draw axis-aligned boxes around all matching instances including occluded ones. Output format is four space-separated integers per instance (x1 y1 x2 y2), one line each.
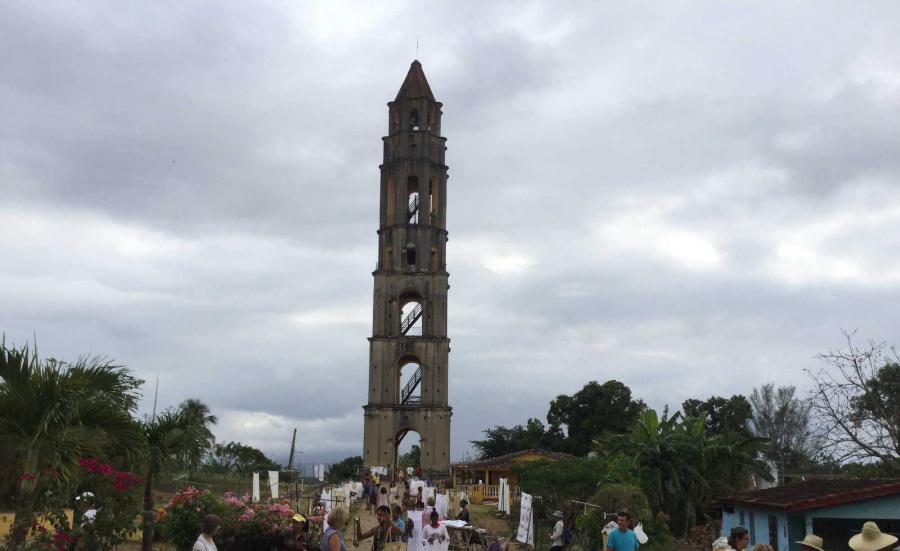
451 449 570 503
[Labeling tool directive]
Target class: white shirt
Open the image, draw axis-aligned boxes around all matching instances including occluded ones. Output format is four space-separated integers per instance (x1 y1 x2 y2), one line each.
550 519 564 547
193 535 218 551
423 523 449 549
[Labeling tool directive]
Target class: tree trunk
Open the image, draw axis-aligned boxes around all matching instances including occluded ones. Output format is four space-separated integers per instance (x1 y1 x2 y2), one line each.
141 468 155 551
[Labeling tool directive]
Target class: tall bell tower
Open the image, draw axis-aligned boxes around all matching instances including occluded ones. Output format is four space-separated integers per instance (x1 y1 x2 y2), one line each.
363 60 452 473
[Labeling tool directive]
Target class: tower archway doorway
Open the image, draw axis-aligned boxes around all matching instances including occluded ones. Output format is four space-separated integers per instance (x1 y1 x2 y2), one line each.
395 428 422 477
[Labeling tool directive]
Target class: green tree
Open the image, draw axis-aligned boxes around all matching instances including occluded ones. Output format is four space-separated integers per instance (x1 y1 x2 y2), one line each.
547 380 645 455
326 456 363 483
471 418 558 459
140 400 217 551
681 395 752 435
749 383 816 481
0 342 146 547
206 441 279 474
399 445 421 468
598 408 769 537
808 332 900 469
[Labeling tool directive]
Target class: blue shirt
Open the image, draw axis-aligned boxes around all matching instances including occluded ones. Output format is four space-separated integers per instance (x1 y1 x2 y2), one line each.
607 529 639 551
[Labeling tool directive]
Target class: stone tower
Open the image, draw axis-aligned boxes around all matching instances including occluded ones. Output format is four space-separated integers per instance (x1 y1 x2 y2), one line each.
363 60 452 473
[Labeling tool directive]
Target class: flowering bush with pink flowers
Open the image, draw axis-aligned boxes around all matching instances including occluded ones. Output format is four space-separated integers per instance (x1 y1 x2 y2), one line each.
159 487 298 551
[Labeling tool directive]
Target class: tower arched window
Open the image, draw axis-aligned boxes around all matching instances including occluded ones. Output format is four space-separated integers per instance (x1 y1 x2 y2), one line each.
410 110 419 131
399 293 423 336
405 244 417 267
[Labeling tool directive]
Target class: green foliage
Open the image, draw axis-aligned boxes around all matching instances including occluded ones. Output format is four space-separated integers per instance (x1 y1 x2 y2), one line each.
141 399 218 550
159 487 229 551
70 458 145 550
399 445 421 468
681 395 752 435
206 441 280 474
597 408 770 538
326 455 363 483
472 381 645 460
547 380 645 455
516 457 607 504
159 487 297 551
0 340 146 546
580 483 657 549
749 383 816 481
471 418 557 459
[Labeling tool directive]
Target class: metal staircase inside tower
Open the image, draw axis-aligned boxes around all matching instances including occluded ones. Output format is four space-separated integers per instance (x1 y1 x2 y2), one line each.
407 194 420 222
400 303 422 335
400 366 423 405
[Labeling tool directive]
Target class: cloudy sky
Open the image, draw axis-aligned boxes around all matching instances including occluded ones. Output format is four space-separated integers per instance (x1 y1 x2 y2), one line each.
3 1 900 466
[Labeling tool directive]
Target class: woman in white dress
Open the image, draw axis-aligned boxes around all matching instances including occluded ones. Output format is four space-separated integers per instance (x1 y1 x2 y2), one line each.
193 514 221 551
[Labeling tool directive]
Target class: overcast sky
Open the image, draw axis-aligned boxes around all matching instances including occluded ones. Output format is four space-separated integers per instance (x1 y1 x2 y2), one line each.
3 1 900 466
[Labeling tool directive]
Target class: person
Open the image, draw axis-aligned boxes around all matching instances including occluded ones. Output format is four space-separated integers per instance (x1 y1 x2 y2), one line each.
277 514 309 551
752 545 774 551
457 499 470 523
193 514 221 551
377 486 390 509
422 496 438 528
357 505 403 551
849 522 898 551
795 534 825 551
712 538 730 551
549 511 564 551
391 505 407 542
726 527 750 551
321 508 347 551
75 491 98 527
422 510 448 551
415 488 425 509
606 511 639 551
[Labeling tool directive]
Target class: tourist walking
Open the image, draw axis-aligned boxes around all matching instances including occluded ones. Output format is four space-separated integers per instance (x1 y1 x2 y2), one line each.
193 514 221 551
606 511 639 551
391 505 407 542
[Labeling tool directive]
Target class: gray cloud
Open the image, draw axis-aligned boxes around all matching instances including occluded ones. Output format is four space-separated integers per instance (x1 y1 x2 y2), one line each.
3 0 900 463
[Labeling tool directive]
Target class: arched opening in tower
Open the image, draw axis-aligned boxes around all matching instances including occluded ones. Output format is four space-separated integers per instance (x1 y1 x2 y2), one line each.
400 300 423 336
395 428 423 475
407 176 420 224
398 355 422 405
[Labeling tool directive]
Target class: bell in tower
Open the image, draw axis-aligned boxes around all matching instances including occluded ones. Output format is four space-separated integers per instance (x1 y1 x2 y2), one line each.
363 60 452 474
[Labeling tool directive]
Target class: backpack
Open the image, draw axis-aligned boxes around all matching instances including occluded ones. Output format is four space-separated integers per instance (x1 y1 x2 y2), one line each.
563 527 574 546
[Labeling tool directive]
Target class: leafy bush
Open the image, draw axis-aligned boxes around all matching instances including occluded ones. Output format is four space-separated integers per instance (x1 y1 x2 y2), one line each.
159 487 297 551
159 486 228 551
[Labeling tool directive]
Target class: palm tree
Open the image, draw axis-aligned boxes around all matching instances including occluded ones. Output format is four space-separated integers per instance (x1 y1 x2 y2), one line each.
0 341 145 547
178 398 218 472
140 399 217 551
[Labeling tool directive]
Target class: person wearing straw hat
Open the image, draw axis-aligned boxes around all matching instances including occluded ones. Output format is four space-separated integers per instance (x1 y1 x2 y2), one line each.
849 522 898 551
795 534 825 551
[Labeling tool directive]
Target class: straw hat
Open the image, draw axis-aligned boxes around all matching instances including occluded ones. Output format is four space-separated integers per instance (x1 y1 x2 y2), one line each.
552 511 563 519
292 514 307 523
795 534 825 551
849 522 898 551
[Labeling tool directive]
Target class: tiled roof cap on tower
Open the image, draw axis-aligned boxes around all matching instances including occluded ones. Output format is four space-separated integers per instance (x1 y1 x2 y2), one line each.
395 59 435 101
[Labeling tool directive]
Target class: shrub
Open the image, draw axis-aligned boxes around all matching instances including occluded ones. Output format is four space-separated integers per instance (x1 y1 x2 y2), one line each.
159 486 228 551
